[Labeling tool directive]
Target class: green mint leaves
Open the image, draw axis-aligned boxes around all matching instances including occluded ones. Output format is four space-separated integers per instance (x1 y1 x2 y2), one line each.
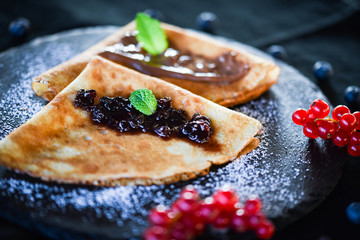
129 89 157 116
135 13 168 56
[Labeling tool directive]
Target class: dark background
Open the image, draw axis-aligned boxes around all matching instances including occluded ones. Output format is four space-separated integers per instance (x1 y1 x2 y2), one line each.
0 0 360 239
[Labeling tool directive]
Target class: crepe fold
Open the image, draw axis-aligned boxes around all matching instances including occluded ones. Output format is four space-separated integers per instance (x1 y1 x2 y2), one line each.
0 57 261 186
32 21 280 107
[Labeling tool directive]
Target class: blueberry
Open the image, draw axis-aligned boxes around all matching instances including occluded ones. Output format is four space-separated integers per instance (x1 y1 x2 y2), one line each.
346 202 360 224
196 12 217 34
267 45 287 61
313 61 334 81
143 9 165 21
8 17 31 38
344 86 360 106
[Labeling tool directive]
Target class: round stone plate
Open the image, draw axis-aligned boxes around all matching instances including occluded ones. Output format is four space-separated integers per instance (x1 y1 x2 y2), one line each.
0 26 349 240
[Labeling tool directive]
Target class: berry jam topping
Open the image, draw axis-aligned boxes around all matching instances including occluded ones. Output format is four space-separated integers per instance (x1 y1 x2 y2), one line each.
144 185 275 240
292 99 360 157
73 89 212 144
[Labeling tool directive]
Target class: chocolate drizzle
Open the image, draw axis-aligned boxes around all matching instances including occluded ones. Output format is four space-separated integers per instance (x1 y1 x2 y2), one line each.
99 32 249 84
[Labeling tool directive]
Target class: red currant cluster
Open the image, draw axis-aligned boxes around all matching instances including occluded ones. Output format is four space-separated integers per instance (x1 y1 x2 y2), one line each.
144 185 274 240
292 99 360 157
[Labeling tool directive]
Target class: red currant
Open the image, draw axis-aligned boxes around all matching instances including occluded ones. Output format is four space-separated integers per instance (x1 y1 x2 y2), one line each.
231 208 249 233
172 196 199 215
144 226 168 240
197 197 219 223
170 222 194 240
310 99 330 118
306 109 317 123
332 105 350 121
348 143 360 157
318 120 336 140
292 108 308 125
332 130 350 147
213 187 238 212
149 205 171 227
353 111 360 130
339 113 357 132
180 185 199 200
255 220 275 240
244 196 262 215
248 212 266 229
350 131 360 144
210 211 232 229
303 122 319 139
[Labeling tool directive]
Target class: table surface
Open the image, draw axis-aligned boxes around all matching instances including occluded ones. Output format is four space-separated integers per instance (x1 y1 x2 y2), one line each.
0 0 360 239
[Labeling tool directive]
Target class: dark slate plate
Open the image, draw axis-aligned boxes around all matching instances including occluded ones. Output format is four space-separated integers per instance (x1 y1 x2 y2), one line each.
0 26 349 240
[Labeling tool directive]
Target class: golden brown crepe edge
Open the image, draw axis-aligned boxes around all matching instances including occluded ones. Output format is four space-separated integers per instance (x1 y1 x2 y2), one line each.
3 138 258 187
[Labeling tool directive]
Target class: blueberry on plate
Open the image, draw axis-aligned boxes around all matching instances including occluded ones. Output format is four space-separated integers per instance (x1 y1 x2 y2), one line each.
344 86 360 106
346 202 360 224
8 17 31 38
196 12 217 34
313 61 333 81
143 9 165 21
266 45 287 61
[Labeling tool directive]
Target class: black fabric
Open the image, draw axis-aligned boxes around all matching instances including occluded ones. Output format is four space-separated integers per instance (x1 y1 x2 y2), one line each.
1 0 360 239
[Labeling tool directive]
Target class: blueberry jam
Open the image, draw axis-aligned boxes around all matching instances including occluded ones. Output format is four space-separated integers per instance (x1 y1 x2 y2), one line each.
73 89 212 143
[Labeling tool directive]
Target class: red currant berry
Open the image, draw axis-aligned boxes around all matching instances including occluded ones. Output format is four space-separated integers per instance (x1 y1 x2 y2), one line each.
170 222 194 240
244 196 262 215
310 99 330 118
339 113 357 132
318 120 336 140
248 212 266 229
144 225 168 240
213 187 238 212
149 205 171 227
332 105 350 121
306 109 317 123
353 111 360 130
255 220 275 240
210 211 232 229
350 131 360 144
197 197 219 223
231 208 249 233
348 143 360 157
332 130 350 147
180 185 199 200
172 196 199 215
292 108 308 125
303 122 319 139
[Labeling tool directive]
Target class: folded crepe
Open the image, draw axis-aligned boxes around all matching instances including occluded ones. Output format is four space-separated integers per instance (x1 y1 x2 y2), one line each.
0 57 261 186
32 21 280 107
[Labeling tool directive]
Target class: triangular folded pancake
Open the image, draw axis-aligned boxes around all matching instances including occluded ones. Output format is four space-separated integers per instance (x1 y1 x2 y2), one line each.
32 21 280 107
0 57 261 186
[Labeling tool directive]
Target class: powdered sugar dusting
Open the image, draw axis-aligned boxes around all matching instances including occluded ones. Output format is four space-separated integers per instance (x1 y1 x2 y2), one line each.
0 27 343 239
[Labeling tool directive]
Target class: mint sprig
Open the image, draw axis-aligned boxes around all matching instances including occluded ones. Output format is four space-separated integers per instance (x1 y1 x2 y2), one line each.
129 89 157 116
135 13 168 55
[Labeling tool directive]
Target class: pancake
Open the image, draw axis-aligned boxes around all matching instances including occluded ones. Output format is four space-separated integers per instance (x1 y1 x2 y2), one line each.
0 57 262 186
32 21 280 107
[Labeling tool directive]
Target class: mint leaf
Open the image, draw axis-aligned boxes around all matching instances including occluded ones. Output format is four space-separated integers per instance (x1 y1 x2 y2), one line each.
129 89 157 116
135 12 168 55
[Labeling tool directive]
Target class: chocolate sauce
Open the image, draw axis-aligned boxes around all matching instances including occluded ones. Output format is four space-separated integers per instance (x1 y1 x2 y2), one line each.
99 32 249 84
